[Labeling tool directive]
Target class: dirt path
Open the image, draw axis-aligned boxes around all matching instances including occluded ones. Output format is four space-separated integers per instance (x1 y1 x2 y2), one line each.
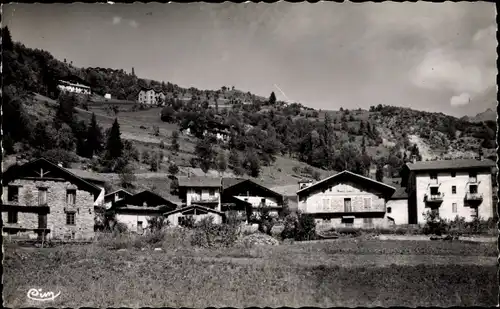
160 252 497 268
409 134 435 160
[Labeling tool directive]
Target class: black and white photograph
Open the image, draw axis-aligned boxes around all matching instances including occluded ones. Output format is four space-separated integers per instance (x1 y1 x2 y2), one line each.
2 2 498 307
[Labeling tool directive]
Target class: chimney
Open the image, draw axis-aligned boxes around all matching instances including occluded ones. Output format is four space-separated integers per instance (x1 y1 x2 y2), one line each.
411 155 417 164
298 179 313 190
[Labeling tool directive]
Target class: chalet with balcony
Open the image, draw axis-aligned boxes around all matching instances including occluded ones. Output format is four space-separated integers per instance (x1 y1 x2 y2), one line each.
108 190 177 233
169 177 225 226
400 158 496 225
221 178 285 222
2 158 104 240
296 171 396 229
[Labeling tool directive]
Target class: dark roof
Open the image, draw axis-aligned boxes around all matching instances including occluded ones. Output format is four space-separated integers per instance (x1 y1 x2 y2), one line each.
297 170 396 197
66 168 108 184
178 177 222 188
113 190 177 209
406 159 495 172
222 177 246 189
222 179 284 203
3 158 102 196
104 189 133 199
390 187 408 200
163 204 224 216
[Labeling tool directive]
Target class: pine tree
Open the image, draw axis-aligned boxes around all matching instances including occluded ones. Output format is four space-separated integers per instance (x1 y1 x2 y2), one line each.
105 118 123 159
85 113 103 158
195 136 216 174
132 67 136 76
171 130 180 153
375 164 384 182
216 152 228 176
246 150 261 177
269 92 277 105
2 26 14 51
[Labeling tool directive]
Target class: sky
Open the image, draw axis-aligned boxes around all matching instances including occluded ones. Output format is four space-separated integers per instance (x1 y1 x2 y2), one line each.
3 2 497 117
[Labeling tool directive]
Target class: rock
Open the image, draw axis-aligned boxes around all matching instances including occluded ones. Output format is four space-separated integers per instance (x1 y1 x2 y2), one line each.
117 249 127 252
237 233 280 247
154 248 162 251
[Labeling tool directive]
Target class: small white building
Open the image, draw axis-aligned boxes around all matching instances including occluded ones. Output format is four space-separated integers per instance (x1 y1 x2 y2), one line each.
104 93 112 99
109 190 177 233
57 80 91 95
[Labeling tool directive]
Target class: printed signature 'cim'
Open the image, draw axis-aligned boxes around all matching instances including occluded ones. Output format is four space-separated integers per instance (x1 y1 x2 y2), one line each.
27 288 61 301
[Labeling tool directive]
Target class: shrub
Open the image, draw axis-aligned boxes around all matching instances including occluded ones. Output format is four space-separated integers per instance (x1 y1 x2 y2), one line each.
422 210 448 236
280 212 317 241
191 217 240 248
40 148 79 167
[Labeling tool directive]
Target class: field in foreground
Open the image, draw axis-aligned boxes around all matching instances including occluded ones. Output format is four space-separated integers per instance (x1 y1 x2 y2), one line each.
4 239 497 307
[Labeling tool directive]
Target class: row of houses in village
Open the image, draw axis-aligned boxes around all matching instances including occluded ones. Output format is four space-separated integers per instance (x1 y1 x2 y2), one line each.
1 156 496 241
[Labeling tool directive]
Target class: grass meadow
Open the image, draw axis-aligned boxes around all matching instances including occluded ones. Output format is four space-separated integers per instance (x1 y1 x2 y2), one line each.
3 232 497 307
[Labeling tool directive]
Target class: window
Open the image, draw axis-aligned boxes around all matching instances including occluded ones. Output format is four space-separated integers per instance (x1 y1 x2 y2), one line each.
363 198 371 209
137 221 144 234
7 211 18 224
452 186 456 194
329 187 332 192
344 198 352 212
322 199 330 211
195 189 202 196
66 212 76 225
469 172 477 182
451 172 456 178
341 217 354 227
469 185 478 194
208 189 215 196
387 207 392 214
430 187 439 195
363 218 373 226
66 189 76 204
471 207 478 218
452 203 457 213
430 173 437 179
7 186 19 202
38 188 48 206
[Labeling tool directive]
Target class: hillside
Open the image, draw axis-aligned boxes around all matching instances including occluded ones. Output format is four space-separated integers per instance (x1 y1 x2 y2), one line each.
3 27 497 194
466 108 497 123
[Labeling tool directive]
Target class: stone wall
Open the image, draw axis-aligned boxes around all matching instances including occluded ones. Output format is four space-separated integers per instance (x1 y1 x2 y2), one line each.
3 179 96 240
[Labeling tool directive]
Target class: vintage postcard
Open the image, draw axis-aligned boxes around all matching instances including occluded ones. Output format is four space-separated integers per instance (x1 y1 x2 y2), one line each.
2 2 497 307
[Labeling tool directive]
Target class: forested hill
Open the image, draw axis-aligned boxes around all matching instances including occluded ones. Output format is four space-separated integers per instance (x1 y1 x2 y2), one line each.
3 26 496 181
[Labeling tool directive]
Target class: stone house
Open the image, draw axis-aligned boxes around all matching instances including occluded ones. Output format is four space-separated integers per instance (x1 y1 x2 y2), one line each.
400 158 496 225
137 87 166 105
296 170 397 230
2 158 104 240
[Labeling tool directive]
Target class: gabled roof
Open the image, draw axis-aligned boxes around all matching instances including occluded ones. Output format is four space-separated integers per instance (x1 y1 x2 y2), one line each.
3 158 102 196
222 177 246 190
390 187 408 200
178 177 222 188
66 168 107 184
297 170 396 197
112 190 177 209
105 189 133 199
222 179 284 202
405 159 495 172
163 204 224 217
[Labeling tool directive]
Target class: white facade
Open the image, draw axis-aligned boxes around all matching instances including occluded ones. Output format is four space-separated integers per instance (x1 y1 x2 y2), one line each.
57 80 91 94
414 170 494 223
104 190 131 209
104 93 112 99
186 187 221 210
386 199 409 226
234 195 280 218
138 89 165 105
115 213 159 234
166 209 223 227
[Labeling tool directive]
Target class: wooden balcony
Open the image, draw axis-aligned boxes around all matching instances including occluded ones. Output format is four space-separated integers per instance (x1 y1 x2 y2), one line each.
424 193 444 204
191 196 219 204
464 192 483 202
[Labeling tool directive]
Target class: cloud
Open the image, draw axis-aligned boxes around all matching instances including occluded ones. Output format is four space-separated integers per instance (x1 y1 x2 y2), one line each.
450 93 471 106
112 16 122 25
129 20 139 28
409 22 496 107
